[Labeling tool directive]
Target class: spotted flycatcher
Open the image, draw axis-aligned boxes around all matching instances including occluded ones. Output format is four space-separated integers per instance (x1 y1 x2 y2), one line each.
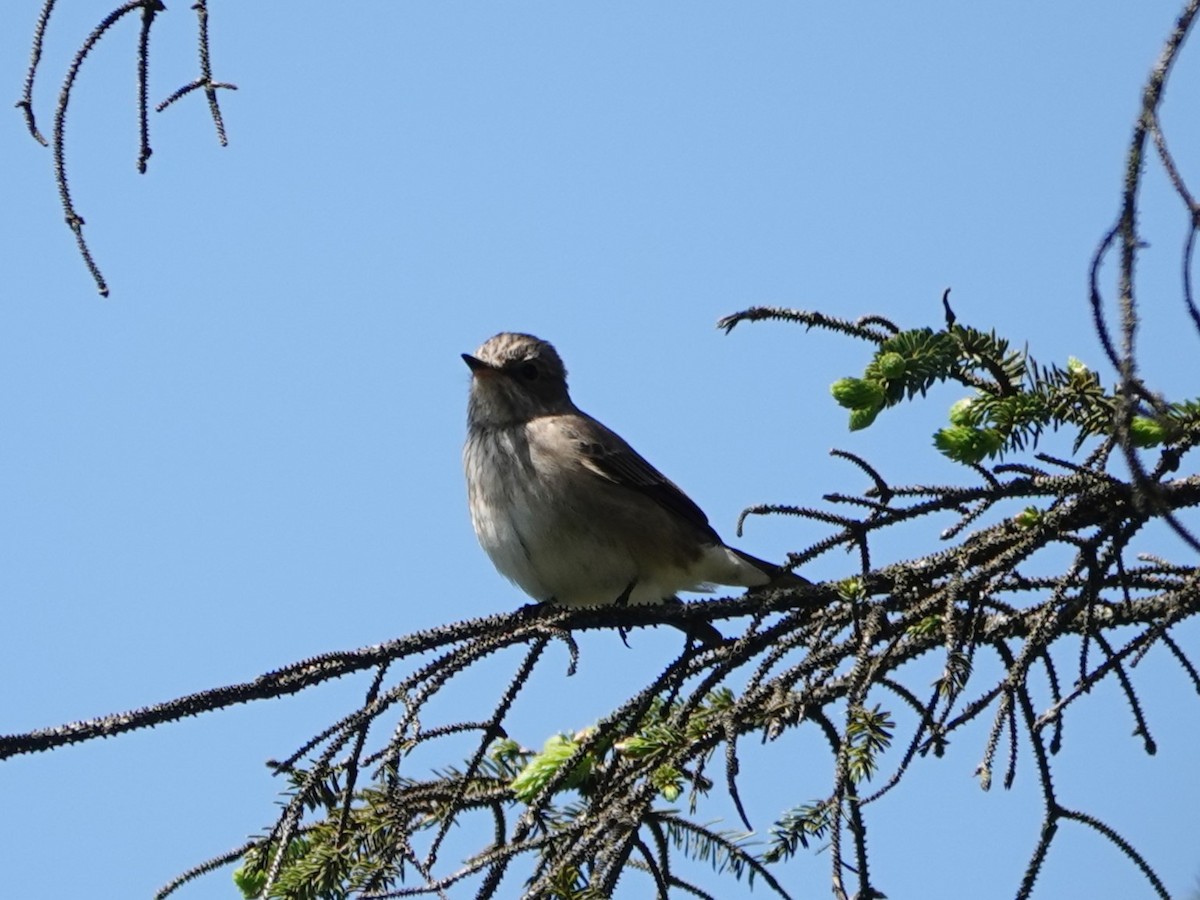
463 332 804 642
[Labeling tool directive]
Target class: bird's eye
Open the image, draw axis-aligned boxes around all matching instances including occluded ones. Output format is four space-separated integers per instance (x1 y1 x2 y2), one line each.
518 362 539 381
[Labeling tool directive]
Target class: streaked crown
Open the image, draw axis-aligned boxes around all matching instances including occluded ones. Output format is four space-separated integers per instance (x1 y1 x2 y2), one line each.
473 333 567 382
465 332 573 426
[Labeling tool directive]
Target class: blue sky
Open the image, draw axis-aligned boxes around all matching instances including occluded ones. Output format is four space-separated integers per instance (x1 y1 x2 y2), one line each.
3 3 1199 898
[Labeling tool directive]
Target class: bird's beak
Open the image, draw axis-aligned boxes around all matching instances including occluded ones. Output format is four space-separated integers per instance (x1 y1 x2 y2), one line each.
462 353 496 376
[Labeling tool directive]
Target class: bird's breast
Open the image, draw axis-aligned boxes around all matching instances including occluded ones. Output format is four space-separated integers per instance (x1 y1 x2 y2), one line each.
465 426 560 600
464 422 714 606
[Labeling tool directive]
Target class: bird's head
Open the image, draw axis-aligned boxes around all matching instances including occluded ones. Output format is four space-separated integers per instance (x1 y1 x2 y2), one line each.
463 332 573 427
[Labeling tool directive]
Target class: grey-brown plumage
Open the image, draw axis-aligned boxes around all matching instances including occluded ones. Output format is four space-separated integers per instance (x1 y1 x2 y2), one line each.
462 332 803 640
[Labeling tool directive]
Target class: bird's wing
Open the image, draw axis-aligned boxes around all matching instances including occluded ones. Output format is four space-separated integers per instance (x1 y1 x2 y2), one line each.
562 413 722 544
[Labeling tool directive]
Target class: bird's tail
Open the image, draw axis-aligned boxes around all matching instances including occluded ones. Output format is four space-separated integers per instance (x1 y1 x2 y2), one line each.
730 548 811 587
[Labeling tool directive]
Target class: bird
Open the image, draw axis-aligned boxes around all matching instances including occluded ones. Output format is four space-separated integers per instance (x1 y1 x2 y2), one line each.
462 332 805 643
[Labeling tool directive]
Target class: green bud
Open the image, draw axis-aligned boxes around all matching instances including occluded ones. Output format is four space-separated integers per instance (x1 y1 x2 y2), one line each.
614 735 656 758
934 425 974 459
934 426 1004 464
233 864 266 899
948 397 976 426
876 352 906 379
977 428 1004 456
510 732 594 802
234 841 308 898
1013 506 1042 529
653 765 684 802
836 576 865 601
1129 416 1167 447
490 738 524 763
830 377 885 410
907 614 943 636
1066 356 1089 375
848 405 881 431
